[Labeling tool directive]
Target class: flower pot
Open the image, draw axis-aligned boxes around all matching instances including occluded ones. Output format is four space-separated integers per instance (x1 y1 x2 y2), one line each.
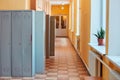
98 39 104 45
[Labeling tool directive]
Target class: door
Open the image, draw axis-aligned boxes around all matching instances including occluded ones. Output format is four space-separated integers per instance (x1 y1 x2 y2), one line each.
0 11 11 76
22 12 32 77
12 11 33 77
12 11 23 77
55 15 68 37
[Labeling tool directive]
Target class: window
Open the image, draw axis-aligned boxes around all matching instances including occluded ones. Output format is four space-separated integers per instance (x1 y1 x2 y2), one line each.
90 0 107 55
102 0 106 31
108 0 120 56
90 0 106 44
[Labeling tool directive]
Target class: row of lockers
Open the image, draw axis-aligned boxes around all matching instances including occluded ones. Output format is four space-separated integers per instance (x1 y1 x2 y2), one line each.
0 11 45 77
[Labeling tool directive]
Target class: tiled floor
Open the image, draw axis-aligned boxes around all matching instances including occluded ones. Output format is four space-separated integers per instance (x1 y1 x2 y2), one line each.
43 38 90 80
0 38 102 80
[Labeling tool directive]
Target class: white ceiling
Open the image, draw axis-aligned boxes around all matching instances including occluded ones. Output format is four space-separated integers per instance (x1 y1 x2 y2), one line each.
50 0 70 5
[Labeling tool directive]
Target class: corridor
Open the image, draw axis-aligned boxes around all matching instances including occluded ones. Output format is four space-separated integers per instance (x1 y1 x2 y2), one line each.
35 38 90 80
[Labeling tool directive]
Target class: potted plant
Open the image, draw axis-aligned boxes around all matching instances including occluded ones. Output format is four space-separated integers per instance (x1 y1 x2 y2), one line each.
94 27 105 45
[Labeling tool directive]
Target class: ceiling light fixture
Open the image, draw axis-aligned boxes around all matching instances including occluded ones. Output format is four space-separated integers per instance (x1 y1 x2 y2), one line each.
62 2 64 5
61 6 64 10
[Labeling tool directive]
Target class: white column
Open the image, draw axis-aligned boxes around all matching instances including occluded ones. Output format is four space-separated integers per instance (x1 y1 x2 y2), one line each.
49 2 51 15
69 4 71 30
76 0 80 36
25 0 28 10
46 1 49 14
71 0 74 32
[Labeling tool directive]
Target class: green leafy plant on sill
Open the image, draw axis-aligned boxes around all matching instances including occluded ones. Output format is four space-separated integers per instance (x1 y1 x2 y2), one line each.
94 27 105 45
94 27 105 39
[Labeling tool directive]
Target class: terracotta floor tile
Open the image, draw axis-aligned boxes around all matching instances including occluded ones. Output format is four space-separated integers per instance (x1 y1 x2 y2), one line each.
57 74 69 78
45 77 57 80
35 74 46 79
58 77 69 80
47 69 58 72
68 69 78 72
47 72 57 76
34 79 45 80
69 77 80 80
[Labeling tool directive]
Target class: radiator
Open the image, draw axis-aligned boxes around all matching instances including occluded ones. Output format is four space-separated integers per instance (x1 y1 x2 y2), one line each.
89 51 120 79
109 70 120 80
88 51 101 76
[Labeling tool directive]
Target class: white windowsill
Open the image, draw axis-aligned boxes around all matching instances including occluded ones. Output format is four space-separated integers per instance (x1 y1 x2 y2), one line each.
107 56 120 68
88 43 106 56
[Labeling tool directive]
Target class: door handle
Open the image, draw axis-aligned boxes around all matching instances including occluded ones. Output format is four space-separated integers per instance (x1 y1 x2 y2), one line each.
19 43 21 45
29 35 32 45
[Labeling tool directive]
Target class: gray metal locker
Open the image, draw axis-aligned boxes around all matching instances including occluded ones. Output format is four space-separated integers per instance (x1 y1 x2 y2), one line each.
0 10 46 77
12 11 35 77
35 11 45 73
0 11 12 76
50 16 55 56
45 15 50 58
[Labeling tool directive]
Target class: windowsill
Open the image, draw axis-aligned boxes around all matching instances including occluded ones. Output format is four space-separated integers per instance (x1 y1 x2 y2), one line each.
89 43 106 56
107 56 120 68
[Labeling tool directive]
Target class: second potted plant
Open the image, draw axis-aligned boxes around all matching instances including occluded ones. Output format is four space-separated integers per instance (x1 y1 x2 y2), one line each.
94 27 105 45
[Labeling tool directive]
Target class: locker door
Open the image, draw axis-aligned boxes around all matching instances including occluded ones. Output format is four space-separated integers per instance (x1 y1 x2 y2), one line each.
50 16 55 56
35 11 45 73
22 12 32 77
0 12 11 76
12 12 23 77
45 15 50 58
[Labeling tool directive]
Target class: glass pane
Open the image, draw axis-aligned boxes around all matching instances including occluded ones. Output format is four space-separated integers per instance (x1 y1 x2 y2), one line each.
55 16 59 29
61 16 67 29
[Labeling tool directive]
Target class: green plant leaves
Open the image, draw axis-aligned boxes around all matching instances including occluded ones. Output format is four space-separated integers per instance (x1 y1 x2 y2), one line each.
94 27 105 39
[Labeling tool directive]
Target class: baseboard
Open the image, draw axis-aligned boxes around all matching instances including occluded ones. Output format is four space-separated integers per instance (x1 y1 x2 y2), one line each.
78 53 90 75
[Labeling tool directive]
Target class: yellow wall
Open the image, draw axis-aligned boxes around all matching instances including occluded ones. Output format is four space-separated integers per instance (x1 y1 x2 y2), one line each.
0 0 31 10
51 5 69 15
80 0 91 66
0 0 51 14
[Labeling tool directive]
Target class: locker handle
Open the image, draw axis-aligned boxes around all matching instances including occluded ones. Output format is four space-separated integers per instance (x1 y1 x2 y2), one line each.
19 43 21 45
31 35 32 42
